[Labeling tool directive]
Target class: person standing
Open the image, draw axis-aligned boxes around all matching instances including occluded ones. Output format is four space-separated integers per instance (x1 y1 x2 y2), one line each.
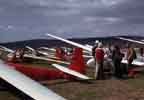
92 40 99 58
112 45 123 78
126 44 137 77
139 48 144 62
139 48 144 57
91 40 99 68
126 44 137 68
95 42 105 80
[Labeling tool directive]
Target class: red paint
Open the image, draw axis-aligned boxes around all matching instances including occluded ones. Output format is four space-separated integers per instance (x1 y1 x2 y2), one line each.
128 68 137 77
6 63 64 81
55 48 63 59
69 48 85 74
95 48 104 62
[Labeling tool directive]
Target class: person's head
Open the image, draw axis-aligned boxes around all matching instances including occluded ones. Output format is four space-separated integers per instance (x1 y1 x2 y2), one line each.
114 45 120 51
95 40 99 44
98 42 103 48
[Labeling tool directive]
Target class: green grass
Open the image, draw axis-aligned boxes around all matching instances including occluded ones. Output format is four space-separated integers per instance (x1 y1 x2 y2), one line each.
24 61 52 67
0 91 19 100
119 69 144 89
126 73 144 89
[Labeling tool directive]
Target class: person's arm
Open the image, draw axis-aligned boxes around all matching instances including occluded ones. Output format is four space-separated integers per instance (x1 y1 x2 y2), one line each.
127 48 133 60
92 46 96 57
112 49 116 60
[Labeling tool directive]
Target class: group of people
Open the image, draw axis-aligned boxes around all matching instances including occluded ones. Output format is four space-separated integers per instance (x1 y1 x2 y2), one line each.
7 48 25 63
92 40 137 80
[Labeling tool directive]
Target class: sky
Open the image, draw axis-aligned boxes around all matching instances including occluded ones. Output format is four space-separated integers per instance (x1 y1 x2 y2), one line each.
0 0 144 42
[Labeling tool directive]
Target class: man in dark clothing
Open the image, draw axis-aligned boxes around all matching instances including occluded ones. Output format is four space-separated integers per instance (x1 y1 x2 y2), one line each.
139 48 144 57
112 45 124 78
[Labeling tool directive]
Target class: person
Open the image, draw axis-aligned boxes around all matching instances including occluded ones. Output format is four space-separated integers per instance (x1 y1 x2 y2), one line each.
15 48 25 63
139 48 144 57
103 44 113 76
126 44 137 68
95 42 105 80
91 40 99 68
126 44 137 77
19 48 25 61
112 45 124 78
104 44 112 59
92 40 99 58
139 48 144 61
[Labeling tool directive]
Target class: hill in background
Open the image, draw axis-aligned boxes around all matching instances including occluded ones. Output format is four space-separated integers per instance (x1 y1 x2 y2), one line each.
0 35 144 49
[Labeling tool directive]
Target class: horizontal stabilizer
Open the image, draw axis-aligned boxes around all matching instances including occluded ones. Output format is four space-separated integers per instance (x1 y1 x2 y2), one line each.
52 64 91 80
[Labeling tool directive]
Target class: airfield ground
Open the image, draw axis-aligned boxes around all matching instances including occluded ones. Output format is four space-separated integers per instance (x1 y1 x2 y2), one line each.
1 62 144 100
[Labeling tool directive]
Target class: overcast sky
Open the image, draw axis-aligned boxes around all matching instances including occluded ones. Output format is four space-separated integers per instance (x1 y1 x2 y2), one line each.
0 0 144 42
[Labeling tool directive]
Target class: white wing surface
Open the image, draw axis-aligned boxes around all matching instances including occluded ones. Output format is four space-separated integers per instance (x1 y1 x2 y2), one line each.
46 33 92 52
0 61 66 100
118 37 144 45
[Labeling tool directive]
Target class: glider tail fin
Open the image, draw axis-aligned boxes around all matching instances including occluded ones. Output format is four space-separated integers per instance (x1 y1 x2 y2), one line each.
69 48 86 74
